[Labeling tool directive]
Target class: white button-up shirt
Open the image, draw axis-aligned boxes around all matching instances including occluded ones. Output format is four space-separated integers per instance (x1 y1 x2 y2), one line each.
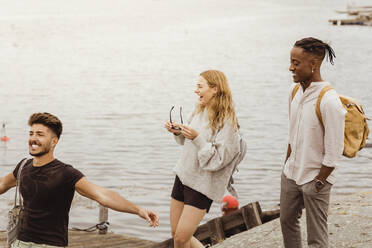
283 82 346 185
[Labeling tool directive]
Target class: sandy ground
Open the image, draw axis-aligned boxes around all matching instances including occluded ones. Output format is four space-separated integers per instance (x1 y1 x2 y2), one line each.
214 191 372 248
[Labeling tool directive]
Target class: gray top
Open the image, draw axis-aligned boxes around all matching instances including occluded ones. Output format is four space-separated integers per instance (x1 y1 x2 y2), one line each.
173 108 241 202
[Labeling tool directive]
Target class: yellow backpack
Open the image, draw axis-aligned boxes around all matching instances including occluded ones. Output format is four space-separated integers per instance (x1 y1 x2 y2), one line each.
292 84 370 158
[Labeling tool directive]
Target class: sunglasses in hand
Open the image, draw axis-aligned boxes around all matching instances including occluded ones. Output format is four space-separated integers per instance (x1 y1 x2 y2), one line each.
169 106 183 130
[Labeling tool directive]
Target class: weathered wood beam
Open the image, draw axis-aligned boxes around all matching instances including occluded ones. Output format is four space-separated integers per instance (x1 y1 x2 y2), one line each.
208 218 225 245
261 209 280 223
241 202 262 229
152 201 280 247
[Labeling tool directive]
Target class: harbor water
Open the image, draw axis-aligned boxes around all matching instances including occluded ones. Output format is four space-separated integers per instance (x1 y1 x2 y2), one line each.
0 0 371 241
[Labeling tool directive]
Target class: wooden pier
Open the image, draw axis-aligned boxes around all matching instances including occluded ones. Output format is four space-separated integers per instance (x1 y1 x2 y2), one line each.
0 230 156 248
0 205 156 248
0 202 279 247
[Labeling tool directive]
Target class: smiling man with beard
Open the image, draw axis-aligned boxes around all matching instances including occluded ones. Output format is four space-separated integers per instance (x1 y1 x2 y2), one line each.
0 112 159 248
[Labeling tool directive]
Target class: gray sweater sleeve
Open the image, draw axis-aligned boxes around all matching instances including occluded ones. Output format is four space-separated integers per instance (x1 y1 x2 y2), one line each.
173 111 194 146
191 123 240 172
173 134 185 145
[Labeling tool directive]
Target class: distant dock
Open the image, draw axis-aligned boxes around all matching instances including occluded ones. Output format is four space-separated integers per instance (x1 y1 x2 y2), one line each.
329 18 372 26
330 5 372 26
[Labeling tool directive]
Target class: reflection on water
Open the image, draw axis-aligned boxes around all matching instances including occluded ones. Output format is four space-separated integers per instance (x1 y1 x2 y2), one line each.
0 0 371 242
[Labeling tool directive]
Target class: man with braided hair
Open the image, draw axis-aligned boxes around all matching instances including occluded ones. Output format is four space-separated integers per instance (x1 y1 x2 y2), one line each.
281 37 346 248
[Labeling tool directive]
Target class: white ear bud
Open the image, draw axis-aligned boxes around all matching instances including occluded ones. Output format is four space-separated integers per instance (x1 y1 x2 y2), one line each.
311 68 314 73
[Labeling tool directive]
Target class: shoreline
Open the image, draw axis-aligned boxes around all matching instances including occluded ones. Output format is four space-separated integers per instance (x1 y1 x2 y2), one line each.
213 191 372 248
0 192 370 247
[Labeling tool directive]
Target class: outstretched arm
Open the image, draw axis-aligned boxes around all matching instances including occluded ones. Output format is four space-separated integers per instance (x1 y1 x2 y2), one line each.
0 173 16 195
75 177 159 227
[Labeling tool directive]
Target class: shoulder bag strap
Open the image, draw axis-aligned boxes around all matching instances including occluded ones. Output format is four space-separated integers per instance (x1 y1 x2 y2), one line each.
14 158 28 208
316 86 333 127
291 83 301 101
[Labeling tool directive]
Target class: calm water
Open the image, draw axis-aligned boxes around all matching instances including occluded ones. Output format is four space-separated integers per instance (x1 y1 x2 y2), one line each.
0 0 371 242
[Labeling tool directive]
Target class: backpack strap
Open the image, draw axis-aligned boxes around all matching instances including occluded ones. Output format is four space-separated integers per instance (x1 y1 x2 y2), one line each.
316 86 333 127
14 158 28 208
291 83 301 101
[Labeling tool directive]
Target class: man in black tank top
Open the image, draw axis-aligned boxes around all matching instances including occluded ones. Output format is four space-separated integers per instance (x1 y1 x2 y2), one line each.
0 113 159 247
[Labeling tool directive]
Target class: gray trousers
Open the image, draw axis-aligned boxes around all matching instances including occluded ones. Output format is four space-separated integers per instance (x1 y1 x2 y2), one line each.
280 173 331 248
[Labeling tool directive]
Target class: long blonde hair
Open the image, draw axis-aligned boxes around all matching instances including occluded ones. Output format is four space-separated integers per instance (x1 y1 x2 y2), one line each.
196 70 239 133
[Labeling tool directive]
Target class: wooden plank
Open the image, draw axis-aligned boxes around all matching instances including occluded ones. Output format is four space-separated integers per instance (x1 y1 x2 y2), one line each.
194 224 210 242
207 218 225 245
68 231 155 248
261 209 280 223
0 230 156 248
241 202 262 229
152 239 173 248
254 201 263 216
253 202 263 223
221 210 246 231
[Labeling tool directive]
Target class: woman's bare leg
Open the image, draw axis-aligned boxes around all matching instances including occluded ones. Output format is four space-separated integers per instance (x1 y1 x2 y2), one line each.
170 198 184 238
190 236 205 248
174 205 206 248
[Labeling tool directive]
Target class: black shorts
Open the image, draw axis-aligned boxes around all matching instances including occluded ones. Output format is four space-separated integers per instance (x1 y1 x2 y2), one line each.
171 175 213 213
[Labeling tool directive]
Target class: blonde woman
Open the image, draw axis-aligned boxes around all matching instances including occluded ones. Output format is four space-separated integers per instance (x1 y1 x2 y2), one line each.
165 70 241 248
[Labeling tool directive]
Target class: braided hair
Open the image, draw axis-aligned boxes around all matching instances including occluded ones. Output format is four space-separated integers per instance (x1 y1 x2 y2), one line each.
294 37 336 65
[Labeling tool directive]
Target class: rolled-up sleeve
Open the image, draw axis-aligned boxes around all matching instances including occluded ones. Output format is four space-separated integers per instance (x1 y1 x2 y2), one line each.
191 123 240 172
321 92 347 167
